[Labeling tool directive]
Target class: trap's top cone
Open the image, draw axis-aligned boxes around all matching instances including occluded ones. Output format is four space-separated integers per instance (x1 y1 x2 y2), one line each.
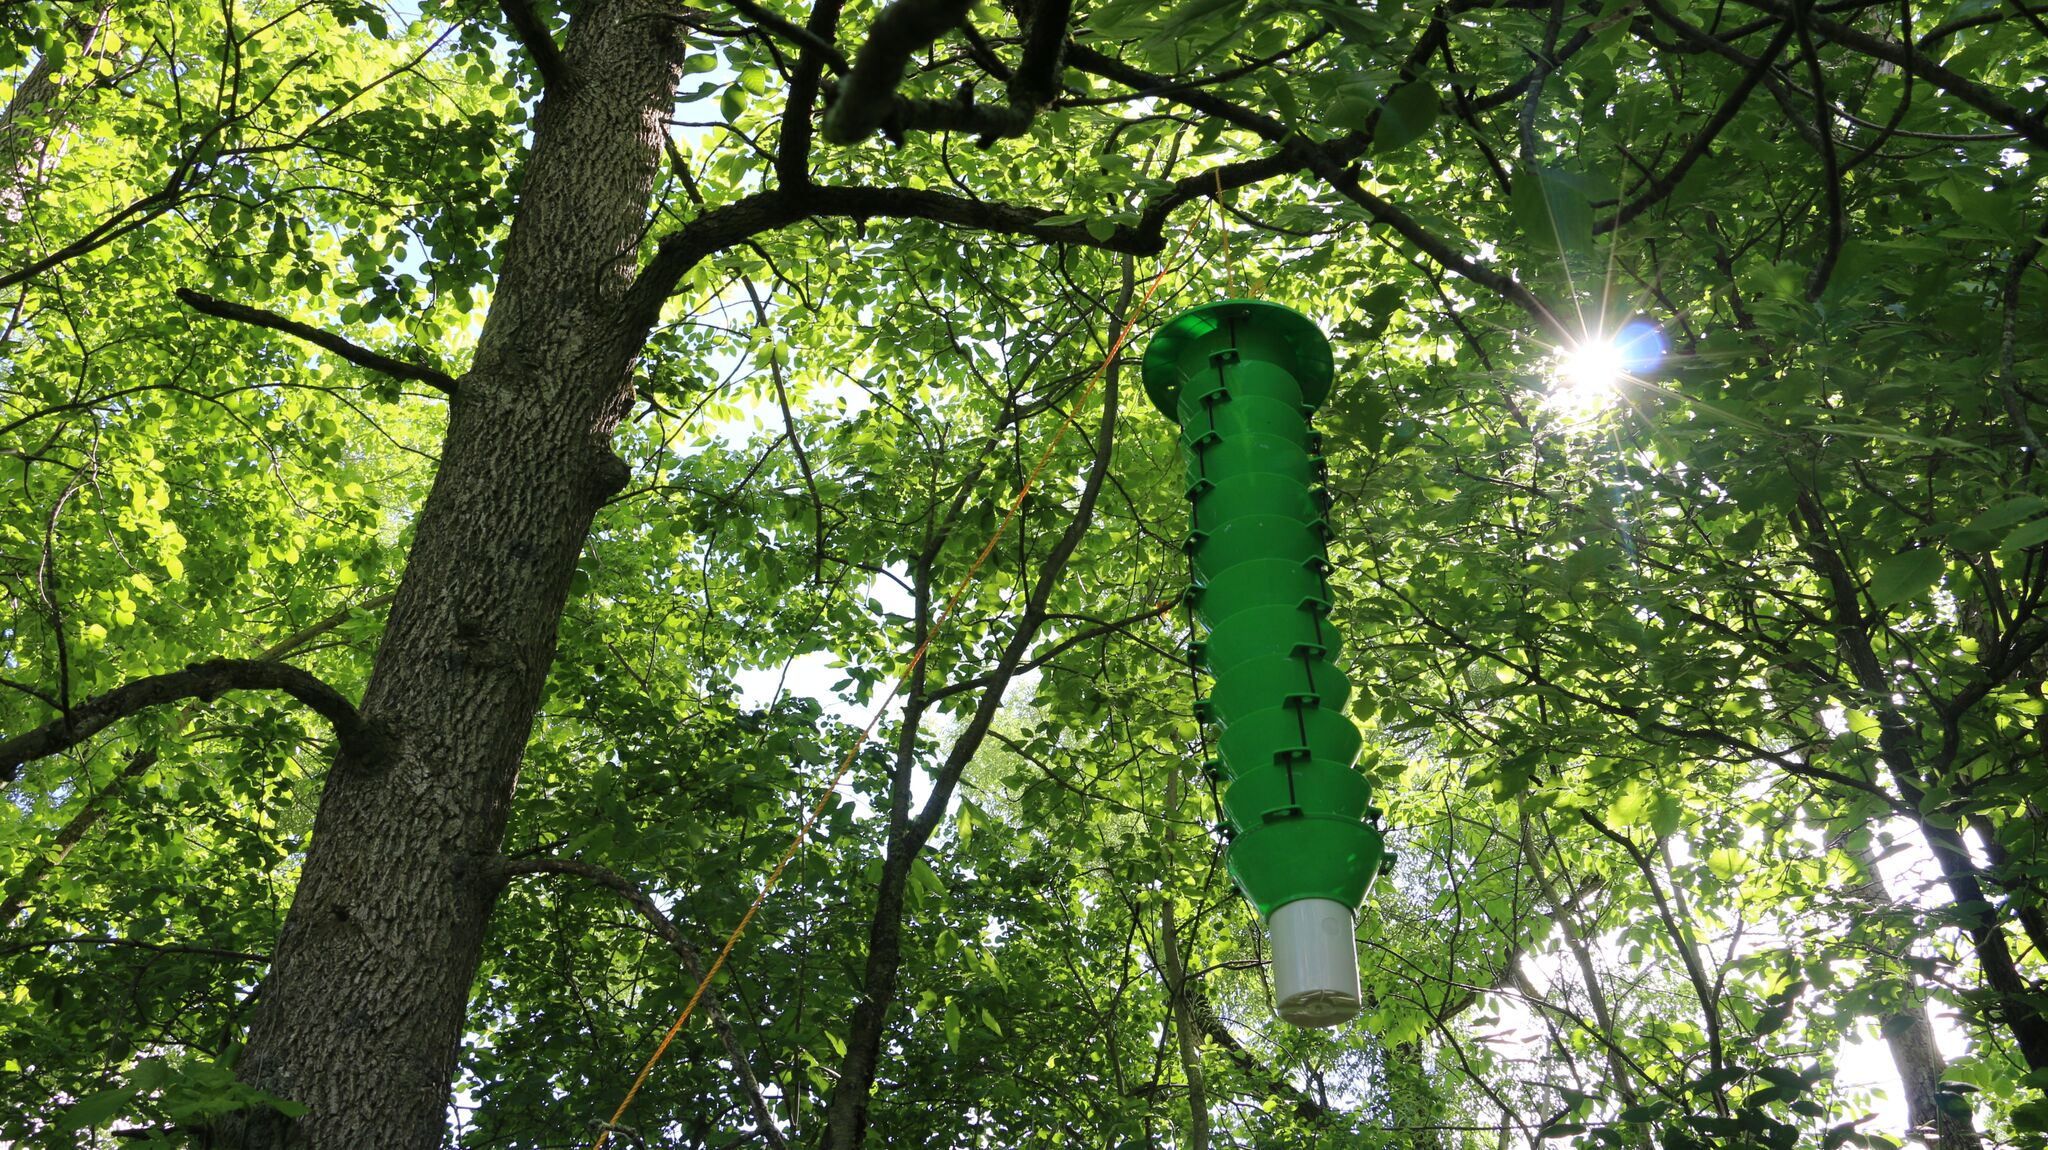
1142 299 1337 420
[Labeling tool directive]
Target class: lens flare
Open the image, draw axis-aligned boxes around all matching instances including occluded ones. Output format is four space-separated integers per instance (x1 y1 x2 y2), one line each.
1545 319 1665 419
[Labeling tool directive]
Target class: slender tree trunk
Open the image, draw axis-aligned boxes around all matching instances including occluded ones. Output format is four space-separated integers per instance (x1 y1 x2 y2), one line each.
819 292 1126 1150
215 5 685 1146
1850 843 1985 1150
1518 815 1638 1108
1792 491 2048 1072
1158 763 1211 1150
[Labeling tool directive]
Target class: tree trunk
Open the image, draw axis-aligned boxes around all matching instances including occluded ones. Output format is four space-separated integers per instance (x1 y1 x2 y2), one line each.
215 5 684 1146
0 3 112 212
819 290 1126 1150
1158 763 1211 1150
1851 843 1985 1150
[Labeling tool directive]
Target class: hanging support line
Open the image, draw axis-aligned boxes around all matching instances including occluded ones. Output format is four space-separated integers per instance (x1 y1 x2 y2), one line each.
589 245 1188 1150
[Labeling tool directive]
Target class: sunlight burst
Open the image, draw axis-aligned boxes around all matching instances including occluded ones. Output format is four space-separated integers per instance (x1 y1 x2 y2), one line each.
1543 319 1665 421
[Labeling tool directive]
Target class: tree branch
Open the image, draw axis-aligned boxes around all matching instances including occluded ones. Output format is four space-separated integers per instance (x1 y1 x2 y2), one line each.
0 658 380 782
620 185 1162 342
496 856 791 1150
499 0 567 89
1008 0 1073 111
1791 0 1845 301
175 288 458 394
1604 4 1796 234
923 598 1176 705
819 0 975 143
773 0 848 184
0 934 268 963
1734 0 2048 149
1994 219 2048 454
730 0 849 75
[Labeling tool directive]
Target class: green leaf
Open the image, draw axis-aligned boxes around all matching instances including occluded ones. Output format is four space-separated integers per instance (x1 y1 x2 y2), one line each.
1084 218 1118 242
1373 82 1439 153
1867 549 1943 607
1693 1066 1749 1094
2000 517 2048 553
1950 496 2047 549
944 1000 964 1052
1706 846 1746 881
1650 792 1683 839
61 1085 137 1131
1606 780 1652 826
1513 166 1593 256
1263 74 1303 126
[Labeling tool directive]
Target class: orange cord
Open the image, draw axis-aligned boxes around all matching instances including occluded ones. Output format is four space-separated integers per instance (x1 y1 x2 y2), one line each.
589 250 1184 1150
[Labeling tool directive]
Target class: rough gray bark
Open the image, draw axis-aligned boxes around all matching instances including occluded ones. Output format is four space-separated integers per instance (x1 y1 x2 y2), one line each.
214 4 687 1145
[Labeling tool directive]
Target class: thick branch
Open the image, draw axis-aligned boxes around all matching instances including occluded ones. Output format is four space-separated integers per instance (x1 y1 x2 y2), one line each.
175 288 458 394
1791 490 2048 1071
1791 0 1845 301
497 856 790 1150
1994 220 2048 454
0 934 268 963
499 0 568 89
773 0 848 184
1008 0 1073 110
0 658 379 782
1 590 395 927
620 185 1161 341
819 0 975 143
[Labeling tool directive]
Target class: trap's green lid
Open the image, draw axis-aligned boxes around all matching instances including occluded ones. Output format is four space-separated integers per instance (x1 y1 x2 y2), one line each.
1142 300 1335 422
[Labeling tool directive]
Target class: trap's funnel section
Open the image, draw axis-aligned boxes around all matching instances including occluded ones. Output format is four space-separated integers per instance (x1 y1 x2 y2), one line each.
1142 300 1386 1028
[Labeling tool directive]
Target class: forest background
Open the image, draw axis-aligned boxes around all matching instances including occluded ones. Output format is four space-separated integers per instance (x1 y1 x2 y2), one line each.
2 0 2047 1147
